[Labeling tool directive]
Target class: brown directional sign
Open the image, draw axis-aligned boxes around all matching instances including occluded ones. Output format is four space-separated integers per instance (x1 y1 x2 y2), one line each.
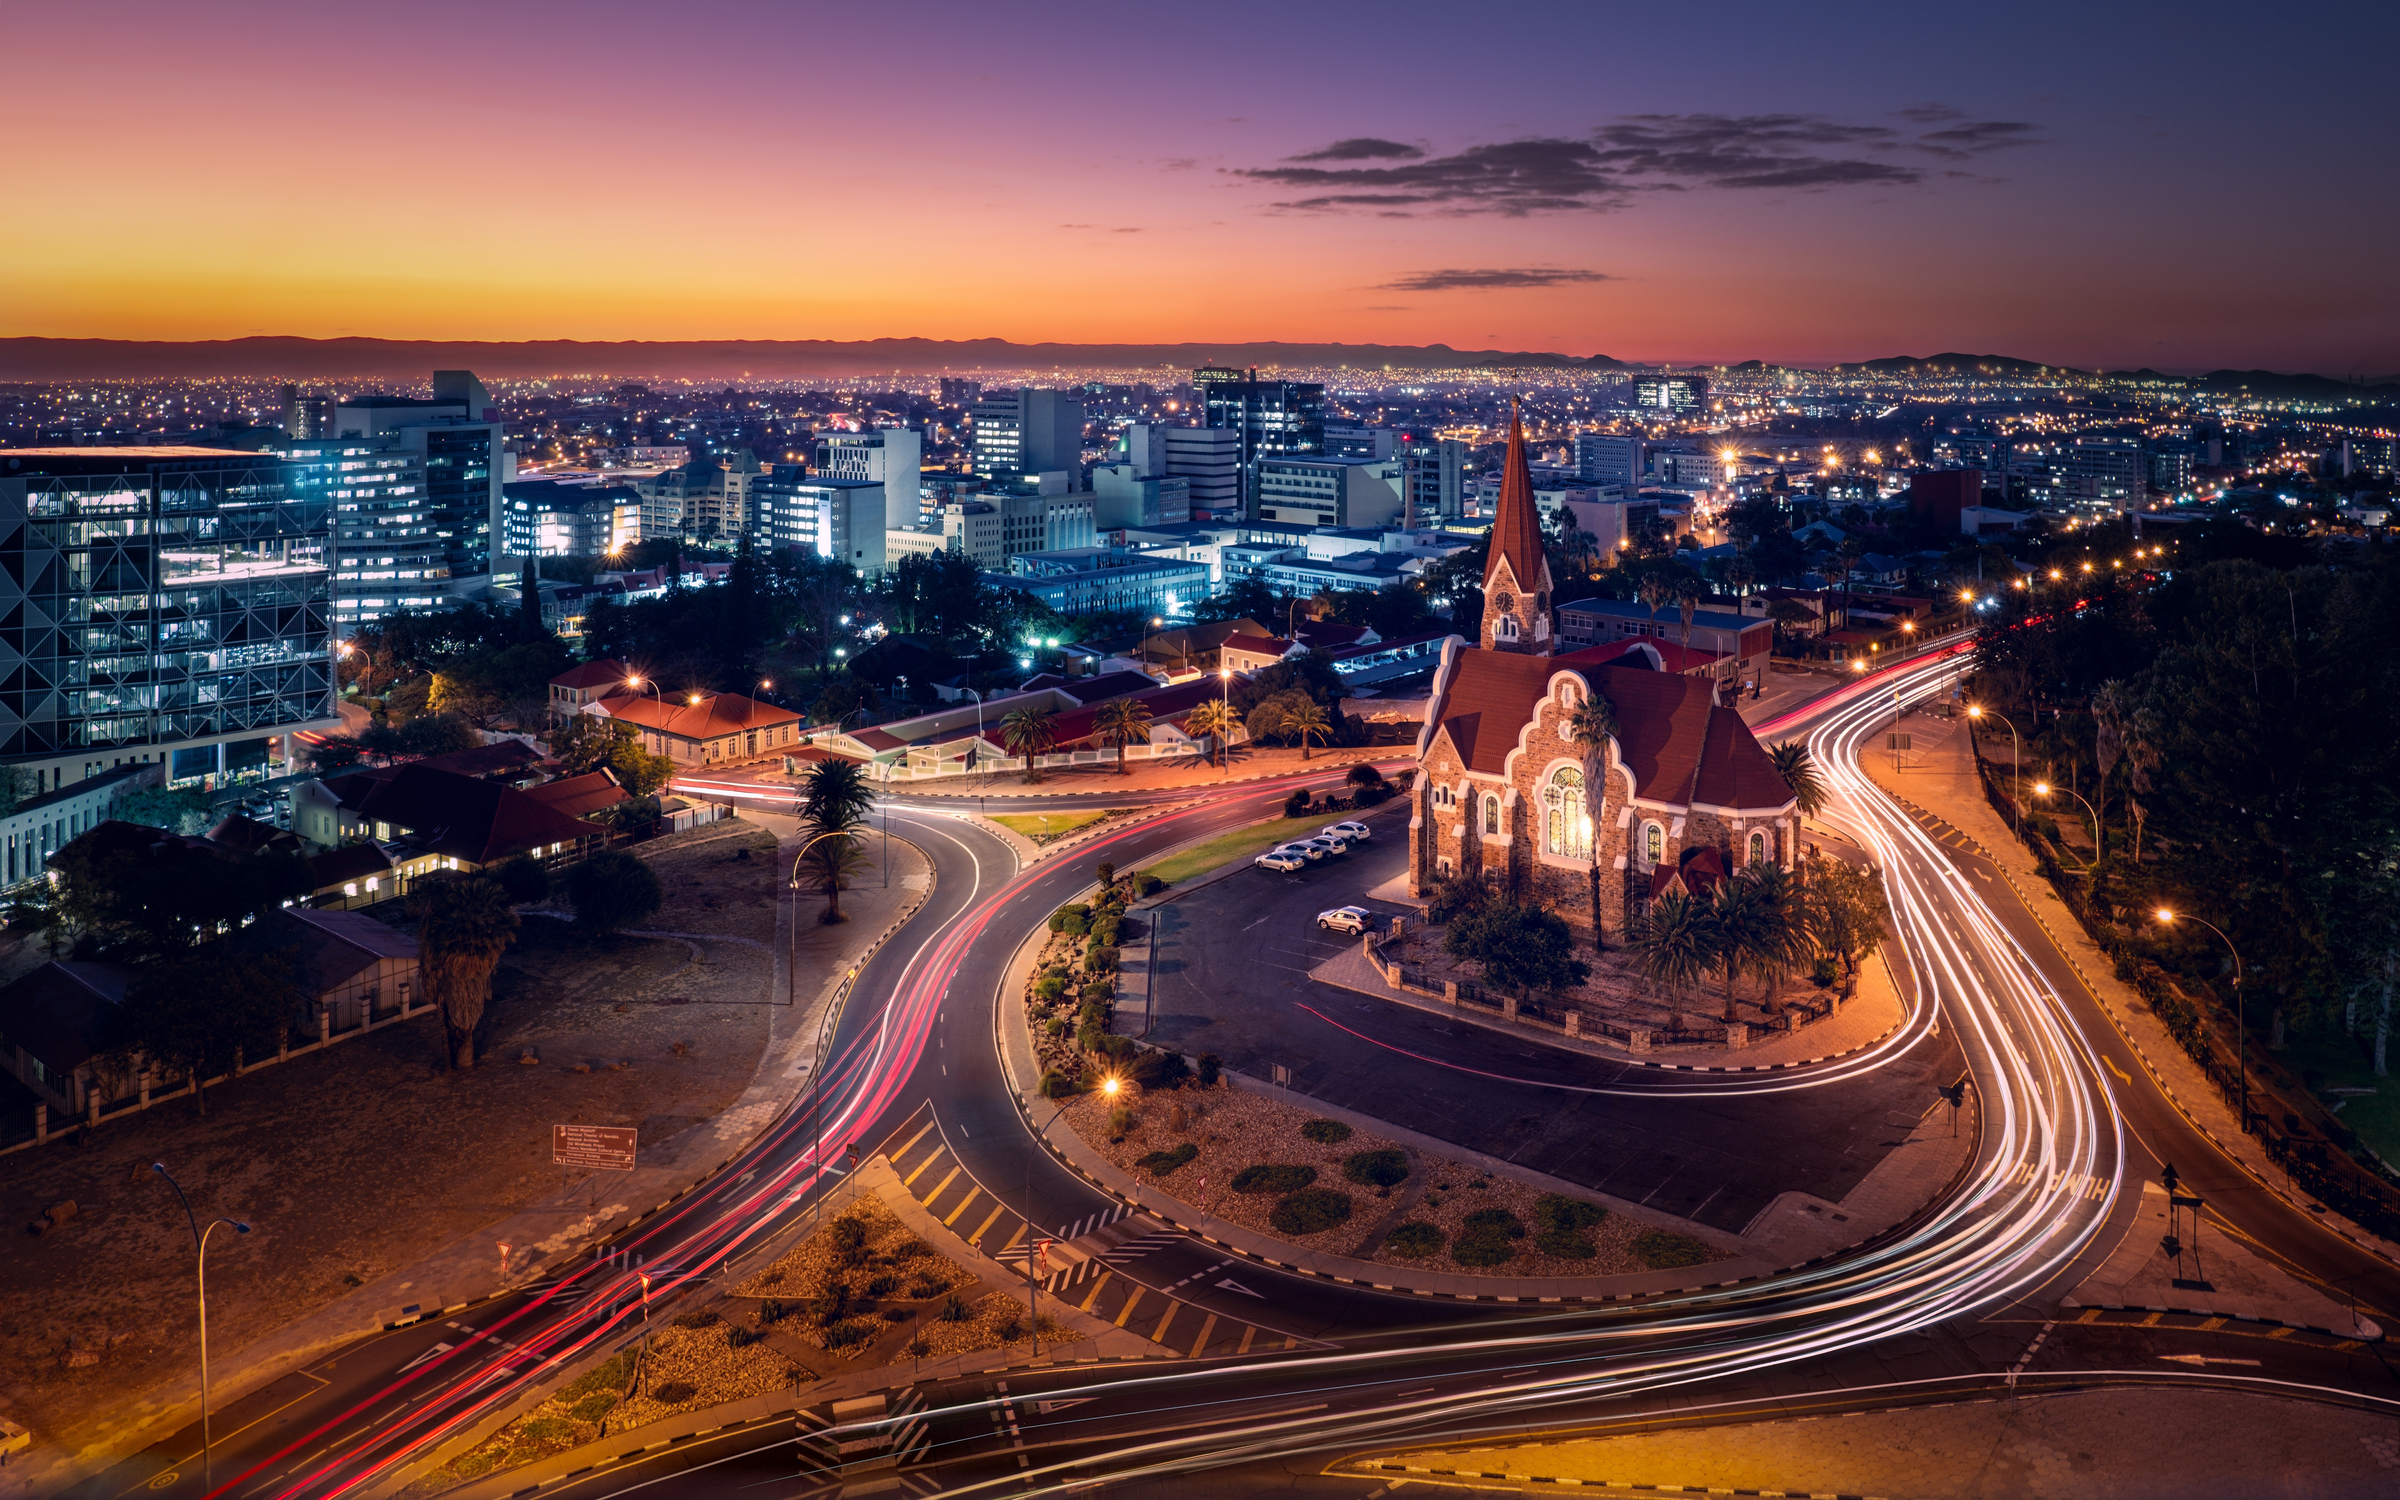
553 1124 639 1171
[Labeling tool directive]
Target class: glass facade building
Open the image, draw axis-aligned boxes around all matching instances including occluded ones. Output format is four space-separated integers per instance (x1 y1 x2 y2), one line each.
1194 372 1325 516
0 448 335 787
282 437 450 624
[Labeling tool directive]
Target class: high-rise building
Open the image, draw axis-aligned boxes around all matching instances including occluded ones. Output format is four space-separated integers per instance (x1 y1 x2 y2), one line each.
1323 423 1398 460
815 427 924 524
753 466 899 572
1196 369 1324 515
280 384 332 440
1091 463 1192 529
330 370 506 582
2147 446 2195 495
282 436 446 624
1400 434 1466 524
636 451 764 542
0 447 335 790
2067 437 2144 509
1161 427 1241 516
1254 456 1403 530
502 478 636 558
938 378 983 409
1574 432 1641 490
971 389 1086 479
1000 490 1096 555
1632 374 1709 413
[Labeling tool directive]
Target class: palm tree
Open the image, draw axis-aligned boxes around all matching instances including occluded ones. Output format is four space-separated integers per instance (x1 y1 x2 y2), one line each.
800 756 875 829
1700 875 1776 1023
1565 688 1618 947
999 704 1059 783
1281 698 1332 761
1627 890 1710 1031
407 874 520 1070
1093 698 1154 775
1675 579 1702 664
1768 740 1827 818
1743 864 1819 1016
1184 698 1239 768
1636 572 1671 640
801 831 872 924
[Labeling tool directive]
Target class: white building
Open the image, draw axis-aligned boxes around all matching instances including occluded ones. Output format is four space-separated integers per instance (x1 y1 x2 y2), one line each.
815 427 925 523
755 475 896 573
1253 455 1402 529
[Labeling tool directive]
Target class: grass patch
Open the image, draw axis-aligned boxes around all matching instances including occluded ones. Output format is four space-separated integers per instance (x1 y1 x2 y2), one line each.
1632 1229 1712 1269
1301 1118 1354 1144
1385 1222 1444 1257
2274 1025 2400 1164
1133 810 1362 888
992 810 1114 842
1232 1163 1319 1193
1270 1187 1354 1235
1135 1142 1199 1177
1452 1207 1527 1267
1342 1148 1410 1188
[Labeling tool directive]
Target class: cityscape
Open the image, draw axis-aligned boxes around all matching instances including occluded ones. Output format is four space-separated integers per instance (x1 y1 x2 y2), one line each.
2 4 2398 1499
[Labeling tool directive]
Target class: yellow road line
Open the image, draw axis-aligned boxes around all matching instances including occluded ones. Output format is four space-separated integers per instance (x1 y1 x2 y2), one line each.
1237 1325 1257 1355
944 1188 983 1227
1078 1272 1114 1313
1114 1287 1145 1328
921 1165 962 1204
902 1150 949 1189
966 1204 1007 1246
1188 1313 1218 1358
998 1223 1026 1256
887 1118 938 1163
1151 1302 1179 1345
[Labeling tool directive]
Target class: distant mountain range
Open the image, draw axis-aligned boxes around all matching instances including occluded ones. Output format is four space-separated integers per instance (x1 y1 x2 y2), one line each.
1831 352 2399 398
0 336 1627 382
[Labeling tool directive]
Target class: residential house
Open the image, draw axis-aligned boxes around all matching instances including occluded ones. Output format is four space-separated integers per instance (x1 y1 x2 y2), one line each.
585 691 804 766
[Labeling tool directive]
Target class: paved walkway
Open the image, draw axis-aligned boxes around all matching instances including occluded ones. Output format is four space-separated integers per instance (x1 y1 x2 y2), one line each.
1858 719 2400 1275
2066 1181 2377 1337
1346 1385 2400 1497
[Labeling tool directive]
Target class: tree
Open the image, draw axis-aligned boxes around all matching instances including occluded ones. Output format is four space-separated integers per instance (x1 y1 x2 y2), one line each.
1768 740 1827 818
799 757 877 830
1281 698 1332 760
396 712 483 757
1699 875 1777 1021
493 854 550 905
1807 852 1893 997
564 850 664 937
407 874 520 1069
1627 891 1710 1030
999 705 1060 783
800 832 872 924
110 785 216 836
1744 863 1819 1015
1093 698 1155 775
1565 687 1618 947
1444 900 1590 998
552 713 673 796
1184 699 1239 768
96 948 304 1118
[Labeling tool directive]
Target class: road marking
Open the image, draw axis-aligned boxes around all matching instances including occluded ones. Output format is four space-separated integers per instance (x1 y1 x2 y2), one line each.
1152 1301 1179 1344
998 1222 1026 1256
1078 1271 1114 1313
1214 1277 1265 1299
2158 1354 2261 1366
1238 1324 1257 1355
1188 1313 1219 1357
2103 1055 2132 1083
1114 1287 1145 1327
967 1203 1008 1246
397 1342 454 1374
901 1149 948 1188
922 1165 963 1204
943 1187 983 1227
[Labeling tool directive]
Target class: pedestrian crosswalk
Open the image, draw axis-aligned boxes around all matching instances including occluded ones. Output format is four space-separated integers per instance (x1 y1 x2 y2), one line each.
1899 799 1988 859
875 1107 1306 1359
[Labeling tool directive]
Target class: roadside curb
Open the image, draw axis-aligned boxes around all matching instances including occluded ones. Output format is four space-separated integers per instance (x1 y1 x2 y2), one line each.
891 750 1403 799
2058 1296 2380 1343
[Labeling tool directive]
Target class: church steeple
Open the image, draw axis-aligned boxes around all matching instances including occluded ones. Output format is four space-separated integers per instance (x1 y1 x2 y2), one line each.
1480 403 1554 655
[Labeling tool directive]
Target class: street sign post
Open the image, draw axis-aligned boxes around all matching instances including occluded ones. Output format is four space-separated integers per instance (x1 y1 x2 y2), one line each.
553 1125 639 1172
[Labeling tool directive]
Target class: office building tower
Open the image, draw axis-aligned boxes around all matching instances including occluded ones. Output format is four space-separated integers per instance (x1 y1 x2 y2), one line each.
1632 374 1709 413
1574 432 1641 490
2067 436 2144 509
636 451 764 542
1000 490 1096 555
282 436 445 625
502 478 638 558
971 389 1086 479
1908 469 1983 533
1196 369 1324 514
1092 463 1192 529
1399 434 1466 524
814 427 923 524
330 370 506 582
1118 423 1171 478
938 378 983 409
0 447 335 789
2147 446 2195 495
1157 428 1241 516
1323 423 1398 461
1254 456 1403 529
280 384 332 440
753 466 898 572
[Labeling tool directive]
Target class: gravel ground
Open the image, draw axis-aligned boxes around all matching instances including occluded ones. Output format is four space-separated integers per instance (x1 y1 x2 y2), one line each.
1061 1083 1727 1278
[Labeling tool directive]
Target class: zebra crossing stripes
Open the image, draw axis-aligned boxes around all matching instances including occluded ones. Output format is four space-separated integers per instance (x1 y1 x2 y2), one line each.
1101 1230 1182 1264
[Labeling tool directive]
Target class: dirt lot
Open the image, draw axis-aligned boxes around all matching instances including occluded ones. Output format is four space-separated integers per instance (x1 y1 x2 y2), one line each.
0 822 790 1456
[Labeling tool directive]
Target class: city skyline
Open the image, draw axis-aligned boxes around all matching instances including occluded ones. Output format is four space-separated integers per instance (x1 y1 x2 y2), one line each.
7 1 2395 373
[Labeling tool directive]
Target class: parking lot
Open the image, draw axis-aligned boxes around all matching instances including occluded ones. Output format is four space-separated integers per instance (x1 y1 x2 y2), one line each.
1140 828 1957 1235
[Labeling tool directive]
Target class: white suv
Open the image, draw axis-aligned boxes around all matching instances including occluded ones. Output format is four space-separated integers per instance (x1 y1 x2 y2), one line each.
1327 821 1372 843
1316 906 1373 935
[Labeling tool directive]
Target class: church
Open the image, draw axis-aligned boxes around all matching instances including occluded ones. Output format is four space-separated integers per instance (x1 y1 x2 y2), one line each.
1407 413 1800 939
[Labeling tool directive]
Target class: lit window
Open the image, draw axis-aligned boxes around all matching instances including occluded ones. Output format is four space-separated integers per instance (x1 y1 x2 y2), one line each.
1542 766 1591 860
1483 795 1500 835
1749 831 1767 865
1642 821 1665 866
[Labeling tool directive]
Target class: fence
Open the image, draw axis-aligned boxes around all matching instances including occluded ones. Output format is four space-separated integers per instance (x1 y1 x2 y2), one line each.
1372 936 1814 1053
1967 740 2400 1242
882 735 1244 782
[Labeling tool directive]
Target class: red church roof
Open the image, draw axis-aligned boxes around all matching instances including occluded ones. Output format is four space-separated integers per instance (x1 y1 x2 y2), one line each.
1485 405 1550 600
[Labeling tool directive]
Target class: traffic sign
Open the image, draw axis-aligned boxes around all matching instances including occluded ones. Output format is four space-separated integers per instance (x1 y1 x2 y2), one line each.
553 1124 639 1171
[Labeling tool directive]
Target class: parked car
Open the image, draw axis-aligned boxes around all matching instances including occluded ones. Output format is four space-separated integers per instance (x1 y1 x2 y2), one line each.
1316 905 1373 935
1301 836 1348 859
1273 840 1329 863
1327 821 1372 843
1255 850 1308 873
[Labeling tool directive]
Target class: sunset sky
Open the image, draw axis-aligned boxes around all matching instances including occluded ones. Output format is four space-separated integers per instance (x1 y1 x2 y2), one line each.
8 0 2395 372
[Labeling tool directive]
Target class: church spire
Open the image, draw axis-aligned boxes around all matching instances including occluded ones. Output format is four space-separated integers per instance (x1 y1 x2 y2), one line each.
1480 402 1554 655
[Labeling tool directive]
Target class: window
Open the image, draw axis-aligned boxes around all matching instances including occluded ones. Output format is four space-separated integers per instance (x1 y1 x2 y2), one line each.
1748 831 1767 866
1483 795 1500 835
1642 821 1665 866
1542 767 1591 860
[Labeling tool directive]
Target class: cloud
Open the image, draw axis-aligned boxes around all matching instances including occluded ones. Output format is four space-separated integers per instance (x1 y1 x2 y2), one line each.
1375 267 1609 292
1111 226 1142 233
1288 137 1425 162
1235 108 2042 215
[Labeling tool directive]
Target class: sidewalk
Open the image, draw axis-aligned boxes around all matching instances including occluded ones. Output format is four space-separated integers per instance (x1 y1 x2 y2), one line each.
7 835 937 1500
1858 717 2400 1274
895 743 1399 798
1309 937 1909 1073
2065 1182 2378 1337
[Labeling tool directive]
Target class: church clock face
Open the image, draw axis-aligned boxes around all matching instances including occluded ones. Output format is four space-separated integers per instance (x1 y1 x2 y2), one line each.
1493 592 1515 612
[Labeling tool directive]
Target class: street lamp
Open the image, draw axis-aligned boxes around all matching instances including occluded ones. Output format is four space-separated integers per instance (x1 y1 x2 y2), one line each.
624 675 661 700
2157 908 2247 1126
2031 781 2100 865
1966 705 2023 832
152 1163 249 1492
1026 1076 1119 1355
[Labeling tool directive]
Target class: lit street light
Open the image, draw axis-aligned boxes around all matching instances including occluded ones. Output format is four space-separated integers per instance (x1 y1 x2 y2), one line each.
2157 908 2248 1126
2031 781 2101 865
1027 1076 1118 1354
152 1162 250 1492
1965 705 2023 832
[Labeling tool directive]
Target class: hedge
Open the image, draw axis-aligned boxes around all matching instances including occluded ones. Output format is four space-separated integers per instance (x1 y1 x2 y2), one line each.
1232 1163 1318 1194
1136 1142 1198 1177
1384 1222 1444 1257
1269 1187 1353 1235
1300 1118 1354 1144
1342 1148 1409 1188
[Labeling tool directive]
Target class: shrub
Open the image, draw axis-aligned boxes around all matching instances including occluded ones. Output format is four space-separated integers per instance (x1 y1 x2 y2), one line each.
1270 1187 1353 1235
1041 1069 1076 1098
866 1272 899 1298
671 1310 720 1330
1086 944 1120 974
1081 979 1115 1005
1106 1105 1137 1141
1132 873 1167 897
568 1391 618 1423
1051 903 1093 933
829 1216 870 1264
1284 789 1313 818
1342 1148 1409 1188
1355 783 1392 806
1384 1222 1443 1257
1095 861 1116 890
907 1273 947 1298
1197 1051 1222 1088
1632 1229 1711 1269
811 1281 855 1325
1059 911 1089 937
889 1236 930 1261
564 850 665 936
1136 1142 1199 1177
940 1293 972 1323
650 1380 698 1404
519 1416 575 1446
1232 1163 1318 1194
726 1324 763 1349
1533 1194 1607 1259
820 1321 875 1350
1452 1208 1526 1267
758 1299 790 1325
494 853 550 905
1035 974 1068 1004
1300 1118 1354 1144
1133 1048 1190 1089
1346 763 1386 788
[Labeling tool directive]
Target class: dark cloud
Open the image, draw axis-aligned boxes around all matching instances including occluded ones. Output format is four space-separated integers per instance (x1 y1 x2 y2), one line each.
1375 267 1609 292
1288 137 1425 162
1236 109 2042 215
1111 227 1142 233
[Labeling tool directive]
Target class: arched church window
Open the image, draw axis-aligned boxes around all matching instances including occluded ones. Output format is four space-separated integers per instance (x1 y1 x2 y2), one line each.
1495 613 1519 641
1748 830 1767 866
1642 820 1665 866
1483 795 1500 835
1542 766 1591 860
